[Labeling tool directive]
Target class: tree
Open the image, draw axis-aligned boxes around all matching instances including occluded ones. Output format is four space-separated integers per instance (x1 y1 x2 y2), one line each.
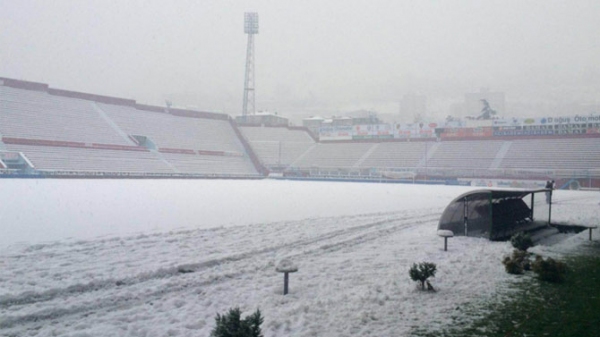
510 232 534 251
409 262 437 291
210 307 264 337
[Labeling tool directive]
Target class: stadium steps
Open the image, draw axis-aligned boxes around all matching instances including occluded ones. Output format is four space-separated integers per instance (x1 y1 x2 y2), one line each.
149 149 179 173
289 143 317 167
92 102 137 145
490 141 512 169
417 142 439 168
353 143 380 168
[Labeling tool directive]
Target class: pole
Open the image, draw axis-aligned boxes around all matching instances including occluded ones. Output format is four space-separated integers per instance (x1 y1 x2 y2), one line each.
283 272 289 295
425 142 428 182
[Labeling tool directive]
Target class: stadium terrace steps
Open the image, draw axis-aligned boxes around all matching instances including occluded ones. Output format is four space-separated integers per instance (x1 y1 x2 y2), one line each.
500 138 600 170
490 141 513 169
426 140 504 169
3 79 600 178
291 143 375 169
416 142 439 169
98 103 242 154
289 143 317 168
239 126 315 169
161 152 258 175
91 102 137 146
4 144 175 174
0 86 131 146
354 143 380 168
0 85 260 177
150 149 180 174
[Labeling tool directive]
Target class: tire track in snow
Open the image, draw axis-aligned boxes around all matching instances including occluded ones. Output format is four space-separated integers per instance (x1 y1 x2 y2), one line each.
0 212 440 330
0 212 427 308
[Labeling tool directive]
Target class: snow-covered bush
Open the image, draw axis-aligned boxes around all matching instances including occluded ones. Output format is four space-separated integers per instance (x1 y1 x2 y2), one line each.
510 232 534 251
210 307 264 337
532 256 567 283
502 249 532 275
409 262 437 291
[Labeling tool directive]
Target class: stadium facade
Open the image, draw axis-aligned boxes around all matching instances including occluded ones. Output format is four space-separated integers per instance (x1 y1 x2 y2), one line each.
1 77 599 189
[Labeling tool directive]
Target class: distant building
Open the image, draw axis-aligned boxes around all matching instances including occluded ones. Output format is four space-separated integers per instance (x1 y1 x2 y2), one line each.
332 116 353 126
400 94 427 119
302 116 325 136
465 88 505 118
235 112 288 126
352 115 381 125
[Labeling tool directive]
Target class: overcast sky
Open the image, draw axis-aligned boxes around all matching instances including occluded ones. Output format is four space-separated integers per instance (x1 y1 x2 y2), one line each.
1 0 599 121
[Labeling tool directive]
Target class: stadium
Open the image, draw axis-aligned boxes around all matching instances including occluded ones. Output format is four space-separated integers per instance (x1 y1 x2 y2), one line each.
2 2 600 336
1 76 599 191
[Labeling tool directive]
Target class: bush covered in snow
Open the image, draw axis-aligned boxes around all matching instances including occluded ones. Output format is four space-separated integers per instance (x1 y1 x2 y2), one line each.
502 249 532 275
409 262 437 291
510 232 534 251
210 307 264 337
532 256 567 283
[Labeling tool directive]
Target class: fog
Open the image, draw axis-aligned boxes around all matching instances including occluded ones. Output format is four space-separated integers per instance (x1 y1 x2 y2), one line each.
2 0 599 122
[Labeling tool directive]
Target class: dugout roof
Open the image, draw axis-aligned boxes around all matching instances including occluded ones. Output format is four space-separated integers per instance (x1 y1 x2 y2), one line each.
438 189 551 240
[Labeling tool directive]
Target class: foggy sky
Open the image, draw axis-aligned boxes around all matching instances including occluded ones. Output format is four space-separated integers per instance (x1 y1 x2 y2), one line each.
1 0 599 122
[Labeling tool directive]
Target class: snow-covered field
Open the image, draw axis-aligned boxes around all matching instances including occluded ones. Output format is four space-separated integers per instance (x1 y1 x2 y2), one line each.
0 179 598 336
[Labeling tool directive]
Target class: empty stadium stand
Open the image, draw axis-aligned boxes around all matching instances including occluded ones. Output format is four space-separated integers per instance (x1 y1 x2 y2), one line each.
0 79 261 178
357 142 428 169
0 86 132 146
239 126 315 170
291 143 376 169
4 144 173 175
1 76 599 186
500 138 600 171
426 140 505 169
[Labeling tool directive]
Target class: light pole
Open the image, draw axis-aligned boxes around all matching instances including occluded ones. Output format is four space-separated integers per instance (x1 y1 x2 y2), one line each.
242 12 258 116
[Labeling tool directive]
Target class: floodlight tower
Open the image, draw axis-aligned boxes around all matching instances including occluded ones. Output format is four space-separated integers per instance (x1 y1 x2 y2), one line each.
242 12 258 116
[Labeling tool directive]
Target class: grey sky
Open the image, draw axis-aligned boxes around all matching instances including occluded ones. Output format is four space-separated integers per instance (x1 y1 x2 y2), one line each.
1 0 599 122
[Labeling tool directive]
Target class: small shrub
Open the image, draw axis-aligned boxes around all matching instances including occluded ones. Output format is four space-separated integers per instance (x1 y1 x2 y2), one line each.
510 232 534 251
502 249 534 275
210 307 264 337
409 262 437 291
532 256 567 283
503 256 524 274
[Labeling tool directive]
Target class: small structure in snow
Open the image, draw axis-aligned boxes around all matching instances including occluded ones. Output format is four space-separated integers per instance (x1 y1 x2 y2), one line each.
438 189 551 241
276 259 298 295
584 224 598 241
437 230 454 251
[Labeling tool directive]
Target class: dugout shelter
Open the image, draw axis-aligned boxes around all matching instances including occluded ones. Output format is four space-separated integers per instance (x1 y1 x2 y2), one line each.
438 189 551 240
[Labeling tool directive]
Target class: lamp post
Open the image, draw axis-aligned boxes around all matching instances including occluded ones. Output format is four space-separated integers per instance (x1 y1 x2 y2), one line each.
242 12 258 116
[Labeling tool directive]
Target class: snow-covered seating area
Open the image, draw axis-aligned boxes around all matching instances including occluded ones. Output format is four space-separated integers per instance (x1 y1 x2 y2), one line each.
98 103 243 154
0 84 262 177
160 152 260 176
0 86 132 146
240 126 314 143
426 140 504 169
4 144 174 174
291 143 376 169
500 138 600 170
358 142 428 169
239 126 315 168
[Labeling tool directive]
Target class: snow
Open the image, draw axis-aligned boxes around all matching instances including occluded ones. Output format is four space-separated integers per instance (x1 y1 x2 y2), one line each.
0 180 598 336
276 259 298 273
437 230 454 237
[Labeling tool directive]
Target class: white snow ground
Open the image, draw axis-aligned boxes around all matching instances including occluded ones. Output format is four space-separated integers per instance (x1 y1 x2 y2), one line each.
0 180 598 337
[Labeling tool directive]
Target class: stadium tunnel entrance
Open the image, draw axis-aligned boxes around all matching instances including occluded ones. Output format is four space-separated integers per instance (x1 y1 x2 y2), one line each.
438 189 551 241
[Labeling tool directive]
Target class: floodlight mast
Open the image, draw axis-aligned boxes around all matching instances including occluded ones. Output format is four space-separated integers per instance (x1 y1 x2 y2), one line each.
242 12 258 116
